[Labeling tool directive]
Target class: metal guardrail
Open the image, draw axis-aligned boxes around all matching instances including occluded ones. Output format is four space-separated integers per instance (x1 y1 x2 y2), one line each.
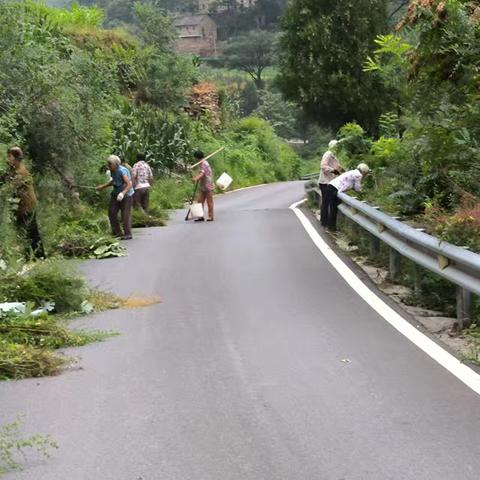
304 181 479 329
301 172 319 181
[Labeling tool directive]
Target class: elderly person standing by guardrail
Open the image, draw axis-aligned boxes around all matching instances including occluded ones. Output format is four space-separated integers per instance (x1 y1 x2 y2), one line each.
96 155 134 240
318 140 344 227
324 163 370 232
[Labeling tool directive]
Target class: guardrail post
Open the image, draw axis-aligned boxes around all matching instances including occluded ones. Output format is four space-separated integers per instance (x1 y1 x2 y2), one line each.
389 249 401 281
413 264 422 296
369 234 380 258
456 287 472 330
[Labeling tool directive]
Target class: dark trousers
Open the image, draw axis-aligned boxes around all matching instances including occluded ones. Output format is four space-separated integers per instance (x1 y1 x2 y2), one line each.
134 188 150 212
109 195 133 237
17 211 45 259
324 184 340 230
319 183 329 226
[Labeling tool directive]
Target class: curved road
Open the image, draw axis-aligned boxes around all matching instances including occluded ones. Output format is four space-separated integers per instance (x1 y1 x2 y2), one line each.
1 181 480 479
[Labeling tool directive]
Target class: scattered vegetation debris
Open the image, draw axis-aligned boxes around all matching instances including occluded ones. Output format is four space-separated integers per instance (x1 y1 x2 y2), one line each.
90 238 126 259
120 296 162 310
0 416 58 476
0 261 118 380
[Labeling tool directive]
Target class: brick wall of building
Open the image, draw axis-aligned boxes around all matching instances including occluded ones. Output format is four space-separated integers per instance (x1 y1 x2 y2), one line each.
176 36 216 57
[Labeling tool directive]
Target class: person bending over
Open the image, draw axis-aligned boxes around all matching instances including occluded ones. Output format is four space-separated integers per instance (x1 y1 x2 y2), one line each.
324 163 370 231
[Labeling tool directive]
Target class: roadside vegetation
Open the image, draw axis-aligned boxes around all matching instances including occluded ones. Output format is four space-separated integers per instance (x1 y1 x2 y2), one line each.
0 1 300 382
286 1 479 345
0 260 117 380
280 0 479 249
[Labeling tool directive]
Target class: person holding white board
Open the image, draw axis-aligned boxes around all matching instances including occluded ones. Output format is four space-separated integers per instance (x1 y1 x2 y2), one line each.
192 150 214 222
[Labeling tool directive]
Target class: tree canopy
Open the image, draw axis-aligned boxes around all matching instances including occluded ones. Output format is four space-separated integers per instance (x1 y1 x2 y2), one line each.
221 30 276 89
277 0 391 132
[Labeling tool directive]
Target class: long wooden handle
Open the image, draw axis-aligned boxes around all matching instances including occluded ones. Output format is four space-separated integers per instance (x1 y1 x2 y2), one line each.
189 146 225 169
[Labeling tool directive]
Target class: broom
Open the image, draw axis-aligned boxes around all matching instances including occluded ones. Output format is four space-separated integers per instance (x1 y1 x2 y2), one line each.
185 181 200 221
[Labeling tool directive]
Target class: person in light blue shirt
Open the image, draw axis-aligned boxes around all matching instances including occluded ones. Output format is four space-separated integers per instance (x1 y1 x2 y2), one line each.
96 155 134 239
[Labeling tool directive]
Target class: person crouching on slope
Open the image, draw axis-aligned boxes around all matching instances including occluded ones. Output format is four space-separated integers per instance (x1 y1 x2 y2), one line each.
318 140 344 227
324 163 370 232
3 146 45 259
192 150 214 222
96 155 134 240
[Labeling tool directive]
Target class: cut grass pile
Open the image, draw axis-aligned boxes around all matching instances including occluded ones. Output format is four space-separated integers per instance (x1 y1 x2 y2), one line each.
0 260 117 380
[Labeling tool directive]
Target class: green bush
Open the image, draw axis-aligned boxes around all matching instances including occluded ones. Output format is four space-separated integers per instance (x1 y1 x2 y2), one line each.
110 102 193 172
149 177 192 210
0 261 88 314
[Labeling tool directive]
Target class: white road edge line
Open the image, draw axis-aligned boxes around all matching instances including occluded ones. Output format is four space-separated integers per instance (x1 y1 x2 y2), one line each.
289 199 480 397
215 183 267 197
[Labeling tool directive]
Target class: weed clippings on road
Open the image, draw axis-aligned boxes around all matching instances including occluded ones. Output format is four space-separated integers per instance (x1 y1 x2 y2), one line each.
120 296 162 309
0 416 58 476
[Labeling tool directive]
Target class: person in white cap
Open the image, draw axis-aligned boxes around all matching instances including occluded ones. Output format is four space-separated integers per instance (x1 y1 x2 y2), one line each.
324 163 370 231
318 140 344 226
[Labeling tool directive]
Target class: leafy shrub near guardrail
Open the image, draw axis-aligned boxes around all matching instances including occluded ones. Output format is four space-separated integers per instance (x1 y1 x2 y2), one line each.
316 0 480 250
424 201 480 254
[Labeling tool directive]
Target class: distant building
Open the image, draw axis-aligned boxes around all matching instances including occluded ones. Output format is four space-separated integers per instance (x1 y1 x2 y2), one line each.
174 15 217 57
197 0 257 14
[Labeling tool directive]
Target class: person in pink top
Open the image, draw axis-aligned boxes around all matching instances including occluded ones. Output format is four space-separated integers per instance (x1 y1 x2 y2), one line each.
132 152 154 212
318 140 344 226
192 150 214 222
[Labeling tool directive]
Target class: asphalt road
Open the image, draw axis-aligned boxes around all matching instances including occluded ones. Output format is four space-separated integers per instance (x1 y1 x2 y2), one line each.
1 181 480 480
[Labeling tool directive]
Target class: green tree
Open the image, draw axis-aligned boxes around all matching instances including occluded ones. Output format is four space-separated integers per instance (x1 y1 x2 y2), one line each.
222 30 276 89
78 0 196 27
133 1 176 52
277 0 391 132
363 0 480 209
253 90 299 139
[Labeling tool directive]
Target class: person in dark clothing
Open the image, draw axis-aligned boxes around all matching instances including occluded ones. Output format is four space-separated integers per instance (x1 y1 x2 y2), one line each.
3 147 45 259
318 140 343 226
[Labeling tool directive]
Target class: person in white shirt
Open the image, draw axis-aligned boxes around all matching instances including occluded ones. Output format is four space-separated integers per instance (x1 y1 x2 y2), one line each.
318 140 344 226
324 163 370 231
